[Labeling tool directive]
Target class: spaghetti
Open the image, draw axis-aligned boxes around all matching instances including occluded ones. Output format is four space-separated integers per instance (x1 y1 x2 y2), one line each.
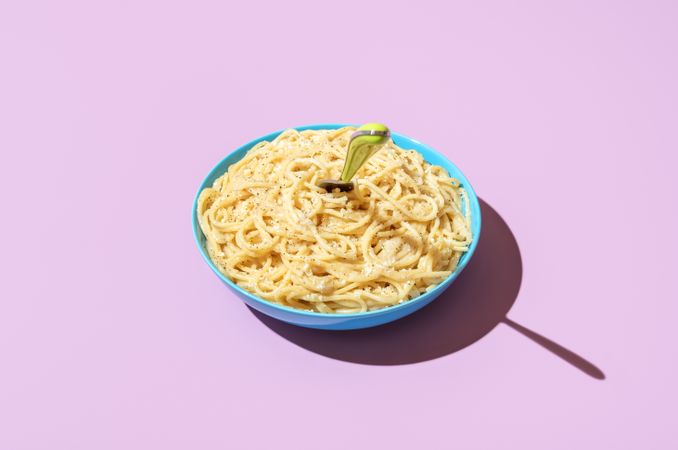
197 127 472 313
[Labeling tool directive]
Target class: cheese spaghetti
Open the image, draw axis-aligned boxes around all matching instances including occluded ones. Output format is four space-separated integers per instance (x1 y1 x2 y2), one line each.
197 127 472 313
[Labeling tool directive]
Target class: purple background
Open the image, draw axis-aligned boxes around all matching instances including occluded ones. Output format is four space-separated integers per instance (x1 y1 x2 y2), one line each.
1 1 677 449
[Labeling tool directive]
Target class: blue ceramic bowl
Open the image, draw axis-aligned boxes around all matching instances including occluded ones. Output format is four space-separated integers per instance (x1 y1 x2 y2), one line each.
192 124 482 330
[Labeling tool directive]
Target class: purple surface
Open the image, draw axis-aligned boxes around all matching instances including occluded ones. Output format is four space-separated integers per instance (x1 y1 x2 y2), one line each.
1 1 677 449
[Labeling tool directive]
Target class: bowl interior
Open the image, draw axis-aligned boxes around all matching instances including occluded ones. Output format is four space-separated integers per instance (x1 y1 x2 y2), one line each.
192 124 482 318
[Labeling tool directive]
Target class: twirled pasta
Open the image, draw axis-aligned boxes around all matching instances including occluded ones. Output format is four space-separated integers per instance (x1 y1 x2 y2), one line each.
197 127 472 313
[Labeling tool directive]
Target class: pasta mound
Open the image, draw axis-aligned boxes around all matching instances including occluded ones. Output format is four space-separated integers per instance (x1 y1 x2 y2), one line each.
197 127 472 313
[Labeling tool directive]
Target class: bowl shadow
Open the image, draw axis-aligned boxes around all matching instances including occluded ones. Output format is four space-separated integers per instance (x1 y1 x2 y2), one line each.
249 199 605 378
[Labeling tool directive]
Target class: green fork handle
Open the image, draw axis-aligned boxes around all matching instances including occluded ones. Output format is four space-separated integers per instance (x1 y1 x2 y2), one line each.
339 123 391 182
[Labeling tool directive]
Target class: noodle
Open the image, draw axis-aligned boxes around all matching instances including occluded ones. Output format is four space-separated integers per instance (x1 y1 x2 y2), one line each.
197 127 472 313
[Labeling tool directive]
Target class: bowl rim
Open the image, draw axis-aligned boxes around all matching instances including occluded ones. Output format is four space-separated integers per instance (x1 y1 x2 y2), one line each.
192 123 482 318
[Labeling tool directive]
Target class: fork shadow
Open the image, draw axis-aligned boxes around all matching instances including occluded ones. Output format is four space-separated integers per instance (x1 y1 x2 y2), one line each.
249 199 605 379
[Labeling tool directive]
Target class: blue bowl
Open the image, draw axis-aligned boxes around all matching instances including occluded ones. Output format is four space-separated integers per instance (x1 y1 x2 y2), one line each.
192 124 482 330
